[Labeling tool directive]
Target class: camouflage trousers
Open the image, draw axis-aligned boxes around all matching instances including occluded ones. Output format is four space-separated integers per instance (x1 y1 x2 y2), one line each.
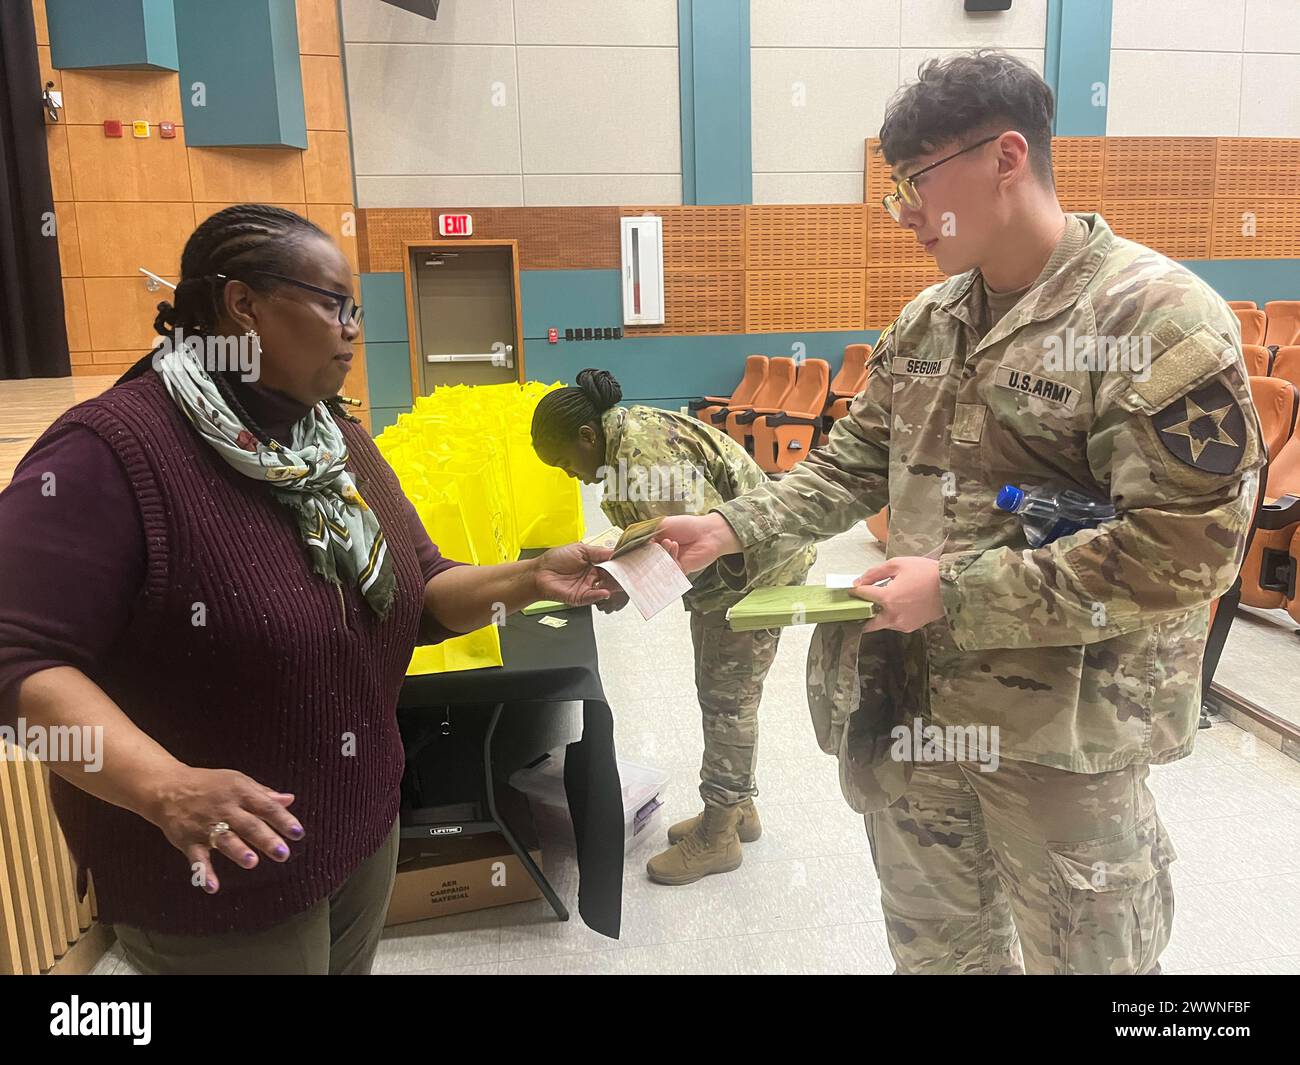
865 758 1177 975
689 610 780 808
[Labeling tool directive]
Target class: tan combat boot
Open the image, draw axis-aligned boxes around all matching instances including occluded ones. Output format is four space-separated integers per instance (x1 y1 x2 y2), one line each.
646 805 743 885
667 797 762 845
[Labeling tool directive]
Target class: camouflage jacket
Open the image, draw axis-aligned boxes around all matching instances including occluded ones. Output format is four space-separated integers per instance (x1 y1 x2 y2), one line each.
715 214 1263 807
599 405 813 614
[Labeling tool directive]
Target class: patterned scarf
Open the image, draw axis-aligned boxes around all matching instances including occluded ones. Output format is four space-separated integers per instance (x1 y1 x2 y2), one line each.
154 348 395 617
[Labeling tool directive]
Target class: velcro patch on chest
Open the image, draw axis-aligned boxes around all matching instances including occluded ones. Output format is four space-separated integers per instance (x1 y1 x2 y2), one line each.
892 355 953 378
993 365 1081 411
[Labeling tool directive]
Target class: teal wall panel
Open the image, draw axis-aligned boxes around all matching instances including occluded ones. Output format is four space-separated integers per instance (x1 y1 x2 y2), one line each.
520 269 622 339
365 340 414 411
47 0 178 71
174 0 307 147
678 0 751 205
1178 259 1300 307
523 330 879 403
360 273 409 343
1045 0 1112 136
370 407 406 437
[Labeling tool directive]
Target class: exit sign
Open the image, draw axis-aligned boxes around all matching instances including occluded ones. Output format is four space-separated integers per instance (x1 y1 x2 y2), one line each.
438 213 473 237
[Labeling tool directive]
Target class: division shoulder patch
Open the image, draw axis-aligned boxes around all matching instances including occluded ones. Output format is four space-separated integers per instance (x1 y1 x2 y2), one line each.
1151 378 1247 473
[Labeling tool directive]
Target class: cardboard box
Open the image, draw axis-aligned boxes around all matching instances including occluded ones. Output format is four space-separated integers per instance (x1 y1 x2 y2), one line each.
385 833 543 927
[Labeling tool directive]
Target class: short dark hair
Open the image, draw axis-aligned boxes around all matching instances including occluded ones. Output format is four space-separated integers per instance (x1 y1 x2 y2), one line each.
879 50 1056 184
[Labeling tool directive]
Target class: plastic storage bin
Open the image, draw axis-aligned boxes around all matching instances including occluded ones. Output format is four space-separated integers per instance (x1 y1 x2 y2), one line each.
509 749 668 856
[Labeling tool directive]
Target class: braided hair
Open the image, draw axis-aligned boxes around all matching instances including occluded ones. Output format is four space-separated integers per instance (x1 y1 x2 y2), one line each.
531 368 623 454
123 204 356 435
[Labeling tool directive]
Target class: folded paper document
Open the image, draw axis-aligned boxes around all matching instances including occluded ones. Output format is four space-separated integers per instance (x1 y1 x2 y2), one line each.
725 585 878 631
596 541 691 620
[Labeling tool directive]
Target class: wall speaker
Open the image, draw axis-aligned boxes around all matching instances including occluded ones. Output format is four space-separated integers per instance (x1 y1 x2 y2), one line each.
965 0 1012 10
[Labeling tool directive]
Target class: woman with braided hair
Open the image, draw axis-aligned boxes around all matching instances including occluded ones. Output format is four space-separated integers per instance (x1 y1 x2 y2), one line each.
532 369 814 885
0 205 613 973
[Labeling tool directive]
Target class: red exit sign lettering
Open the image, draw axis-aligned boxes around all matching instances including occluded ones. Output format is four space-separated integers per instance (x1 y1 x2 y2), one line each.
438 213 473 237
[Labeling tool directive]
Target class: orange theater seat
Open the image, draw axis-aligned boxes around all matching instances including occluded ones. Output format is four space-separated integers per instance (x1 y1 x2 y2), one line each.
1243 344 1272 377
1249 376 1299 462
724 357 796 451
749 359 831 474
822 345 872 442
1264 300 1300 348
1234 308 1267 347
829 344 871 398
690 354 768 427
1240 432 1300 611
1226 300 1257 311
1272 346 1300 394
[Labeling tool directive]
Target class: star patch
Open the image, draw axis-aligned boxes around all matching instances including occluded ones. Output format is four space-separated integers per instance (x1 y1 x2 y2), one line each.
1151 379 1246 473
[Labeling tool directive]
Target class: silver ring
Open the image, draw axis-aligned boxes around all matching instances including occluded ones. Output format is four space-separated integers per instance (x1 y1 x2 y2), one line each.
207 821 231 849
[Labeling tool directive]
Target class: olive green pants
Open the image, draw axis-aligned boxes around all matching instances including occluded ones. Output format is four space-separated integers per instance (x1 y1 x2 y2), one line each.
114 818 400 975
865 759 1176 975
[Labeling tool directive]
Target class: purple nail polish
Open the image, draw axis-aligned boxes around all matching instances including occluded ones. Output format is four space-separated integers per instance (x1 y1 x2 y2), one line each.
206 879 216 891
274 844 288 858
288 825 303 838
245 852 256 863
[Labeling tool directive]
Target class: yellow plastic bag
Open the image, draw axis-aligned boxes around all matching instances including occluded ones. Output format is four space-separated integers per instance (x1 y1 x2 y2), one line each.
379 380 585 675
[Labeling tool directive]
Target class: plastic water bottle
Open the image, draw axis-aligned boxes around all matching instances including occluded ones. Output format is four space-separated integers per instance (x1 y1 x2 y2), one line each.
995 483 1117 548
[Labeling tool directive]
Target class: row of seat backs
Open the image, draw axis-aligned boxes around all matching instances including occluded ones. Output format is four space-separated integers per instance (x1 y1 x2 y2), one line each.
1232 301 1300 348
1243 343 1300 395
1238 375 1300 620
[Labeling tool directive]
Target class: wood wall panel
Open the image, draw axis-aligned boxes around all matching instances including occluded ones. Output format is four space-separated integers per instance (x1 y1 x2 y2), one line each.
866 208 932 268
745 269 865 333
363 208 434 272
865 265 945 329
1052 136 1106 213
621 206 746 271
1214 138 1300 201
1102 138 1218 200
746 204 866 270
1102 198 1215 259
424 207 621 270
1212 200 1300 259
863 138 892 205
627 271 745 335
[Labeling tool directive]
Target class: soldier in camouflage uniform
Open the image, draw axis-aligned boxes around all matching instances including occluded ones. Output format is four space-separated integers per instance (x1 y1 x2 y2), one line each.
532 369 814 885
657 52 1262 972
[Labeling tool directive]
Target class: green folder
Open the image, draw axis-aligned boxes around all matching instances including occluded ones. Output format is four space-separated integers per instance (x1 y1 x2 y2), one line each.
725 585 877 631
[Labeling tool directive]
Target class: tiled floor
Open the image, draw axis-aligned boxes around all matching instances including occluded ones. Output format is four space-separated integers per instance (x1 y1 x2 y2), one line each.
88 483 1300 976
1216 604 1300 731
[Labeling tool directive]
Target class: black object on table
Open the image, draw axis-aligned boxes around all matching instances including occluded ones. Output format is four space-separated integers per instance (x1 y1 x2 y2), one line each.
397 604 623 939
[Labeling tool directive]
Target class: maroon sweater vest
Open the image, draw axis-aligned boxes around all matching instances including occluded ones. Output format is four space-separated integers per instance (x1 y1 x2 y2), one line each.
45 372 424 935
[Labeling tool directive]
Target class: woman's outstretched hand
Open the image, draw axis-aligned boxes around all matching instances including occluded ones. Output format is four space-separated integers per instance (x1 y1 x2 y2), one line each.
533 542 615 605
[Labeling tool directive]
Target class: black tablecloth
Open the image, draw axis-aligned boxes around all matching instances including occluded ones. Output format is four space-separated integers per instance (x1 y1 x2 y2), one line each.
398 606 623 938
